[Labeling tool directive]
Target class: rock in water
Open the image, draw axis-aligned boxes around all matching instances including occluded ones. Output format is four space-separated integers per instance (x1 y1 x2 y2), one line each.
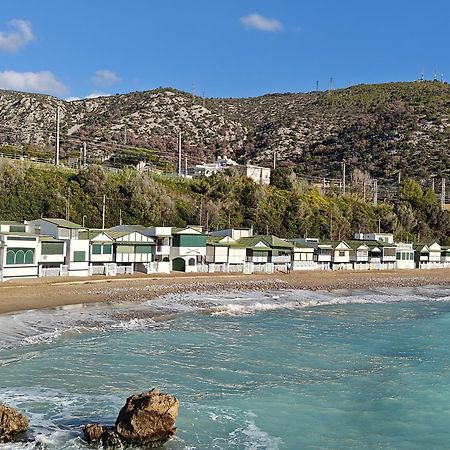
83 423 104 445
115 389 179 446
0 403 29 443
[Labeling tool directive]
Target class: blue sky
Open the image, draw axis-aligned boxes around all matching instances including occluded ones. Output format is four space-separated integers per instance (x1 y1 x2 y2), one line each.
0 0 448 99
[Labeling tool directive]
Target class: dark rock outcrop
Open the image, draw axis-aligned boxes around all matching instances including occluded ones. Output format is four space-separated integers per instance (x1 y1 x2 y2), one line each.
83 388 179 448
0 403 29 443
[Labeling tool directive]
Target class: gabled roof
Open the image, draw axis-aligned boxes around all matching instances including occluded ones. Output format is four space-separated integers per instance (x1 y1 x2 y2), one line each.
172 226 204 235
0 221 24 225
416 241 441 249
108 225 147 233
105 230 155 244
41 218 83 229
79 230 114 242
345 240 371 251
320 240 352 250
236 235 293 250
207 236 239 247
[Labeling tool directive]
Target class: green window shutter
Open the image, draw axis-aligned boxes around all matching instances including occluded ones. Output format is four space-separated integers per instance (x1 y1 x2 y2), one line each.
24 250 34 264
103 244 112 254
10 225 26 233
117 245 133 254
42 242 64 255
92 244 102 255
177 234 206 247
6 250 15 265
73 251 86 262
15 250 25 264
135 244 152 254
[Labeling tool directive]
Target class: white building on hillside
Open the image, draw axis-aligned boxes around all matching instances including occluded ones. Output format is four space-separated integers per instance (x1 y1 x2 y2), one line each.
188 156 271 185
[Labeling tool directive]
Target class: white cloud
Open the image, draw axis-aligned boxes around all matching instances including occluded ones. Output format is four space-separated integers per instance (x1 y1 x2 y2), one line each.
65 92 112 102
0 19 35 53
85 92 111 99
0 71 68 96
91 70 120 86
240 13 283 32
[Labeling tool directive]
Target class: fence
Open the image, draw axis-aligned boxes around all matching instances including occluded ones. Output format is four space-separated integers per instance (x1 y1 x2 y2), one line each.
116 265 133 275
40 267 61 277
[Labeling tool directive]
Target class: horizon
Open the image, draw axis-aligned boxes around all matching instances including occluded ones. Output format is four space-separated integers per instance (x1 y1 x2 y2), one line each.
0 0 449 100
0 79 447 102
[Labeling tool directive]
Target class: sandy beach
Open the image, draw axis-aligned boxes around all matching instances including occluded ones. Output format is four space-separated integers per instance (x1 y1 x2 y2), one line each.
0 269 449 315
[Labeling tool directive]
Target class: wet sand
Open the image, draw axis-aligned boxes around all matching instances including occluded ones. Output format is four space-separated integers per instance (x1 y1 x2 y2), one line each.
0 269 449 315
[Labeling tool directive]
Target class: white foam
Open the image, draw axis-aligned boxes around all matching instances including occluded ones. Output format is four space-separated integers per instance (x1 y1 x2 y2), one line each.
1 286 450 349
228 419 283 450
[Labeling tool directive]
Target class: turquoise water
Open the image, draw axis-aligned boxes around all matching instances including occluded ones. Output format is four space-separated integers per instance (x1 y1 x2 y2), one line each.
1 287 450 449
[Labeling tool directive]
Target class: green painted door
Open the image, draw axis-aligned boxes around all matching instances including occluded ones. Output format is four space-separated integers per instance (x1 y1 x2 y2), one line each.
172 258 186 272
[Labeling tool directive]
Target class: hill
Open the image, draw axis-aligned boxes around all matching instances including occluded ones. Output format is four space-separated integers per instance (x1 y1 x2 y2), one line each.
0 81 449 181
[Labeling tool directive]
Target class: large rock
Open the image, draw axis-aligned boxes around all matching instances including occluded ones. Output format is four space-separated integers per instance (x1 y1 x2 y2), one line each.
115 389 179 447
0 403 29 443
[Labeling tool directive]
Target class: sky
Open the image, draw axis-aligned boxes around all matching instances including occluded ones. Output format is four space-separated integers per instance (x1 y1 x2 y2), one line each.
0 0 448 100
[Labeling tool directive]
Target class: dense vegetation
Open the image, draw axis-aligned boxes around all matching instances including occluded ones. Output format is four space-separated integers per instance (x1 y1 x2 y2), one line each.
1 160 449 244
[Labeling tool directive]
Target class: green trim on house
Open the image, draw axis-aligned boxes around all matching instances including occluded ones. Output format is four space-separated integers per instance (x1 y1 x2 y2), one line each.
6 248 34 265
41 242 64 255
73 251 86 262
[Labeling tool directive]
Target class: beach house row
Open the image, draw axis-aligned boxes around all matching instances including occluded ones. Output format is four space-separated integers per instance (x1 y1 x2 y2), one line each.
0 219 449 281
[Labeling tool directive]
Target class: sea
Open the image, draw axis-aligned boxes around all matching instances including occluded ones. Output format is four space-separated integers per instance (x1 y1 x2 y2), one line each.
1 286 450 449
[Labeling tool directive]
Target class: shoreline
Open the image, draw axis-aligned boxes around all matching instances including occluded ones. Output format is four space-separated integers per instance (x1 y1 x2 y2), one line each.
0 269 449 315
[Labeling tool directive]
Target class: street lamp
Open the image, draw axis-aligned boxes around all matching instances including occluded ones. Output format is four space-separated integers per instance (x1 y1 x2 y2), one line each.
82 215 87 228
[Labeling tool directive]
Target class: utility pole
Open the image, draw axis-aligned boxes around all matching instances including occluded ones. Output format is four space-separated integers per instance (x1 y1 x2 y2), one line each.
55 106 60 166
316 80 319 91
102 194 106 230
398 170 401 185
119 208 122 226
330 209 333 240
432 177 435 192
177 132 182 176
378 218 381 233
373 180 378 206
323 178 326 196
342 162 346 195
273 148 276 170
441 178 446 209
66 188 71 221
328 77 333 91
185 156 188 177
83 142 87 167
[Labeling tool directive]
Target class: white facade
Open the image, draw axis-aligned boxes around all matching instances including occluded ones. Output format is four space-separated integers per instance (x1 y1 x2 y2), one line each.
395 243 415 269
355 233 394 244
209 228 254 240
235 165 271 185
331 242 352 266
0 232 39 281
188 157 271 185
144 227 172 262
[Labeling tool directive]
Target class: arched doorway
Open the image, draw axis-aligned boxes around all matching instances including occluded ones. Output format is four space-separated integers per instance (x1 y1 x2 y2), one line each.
172 258 186 272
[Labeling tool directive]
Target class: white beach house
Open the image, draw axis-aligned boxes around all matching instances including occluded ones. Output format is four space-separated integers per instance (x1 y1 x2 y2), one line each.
29 218 90 277
0 221 39 281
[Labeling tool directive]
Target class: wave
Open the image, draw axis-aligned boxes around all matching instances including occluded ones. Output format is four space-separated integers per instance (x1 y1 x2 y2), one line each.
1 285 450 351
